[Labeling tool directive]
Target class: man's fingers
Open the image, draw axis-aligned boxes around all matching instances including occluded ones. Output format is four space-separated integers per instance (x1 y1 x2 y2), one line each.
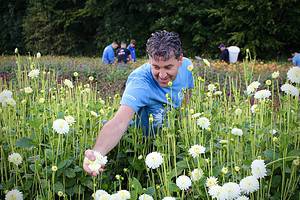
85 149 96 160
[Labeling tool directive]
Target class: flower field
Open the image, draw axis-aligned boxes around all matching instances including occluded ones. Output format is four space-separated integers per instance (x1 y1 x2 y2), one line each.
0 54 299 200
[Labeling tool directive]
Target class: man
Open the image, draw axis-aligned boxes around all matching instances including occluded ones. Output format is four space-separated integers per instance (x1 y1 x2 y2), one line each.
127 39 137 62
84 31 194 176
102 41 118 64
116 42 131 68
219 43 229 63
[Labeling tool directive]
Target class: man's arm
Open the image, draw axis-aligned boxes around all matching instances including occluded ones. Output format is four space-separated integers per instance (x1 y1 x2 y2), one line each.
83 105 135 175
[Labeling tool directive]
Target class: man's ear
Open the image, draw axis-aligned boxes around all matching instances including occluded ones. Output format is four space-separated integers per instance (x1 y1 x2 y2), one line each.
178 54 183 66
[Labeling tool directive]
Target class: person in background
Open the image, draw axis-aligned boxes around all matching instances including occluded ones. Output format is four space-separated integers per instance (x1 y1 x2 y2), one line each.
83 31 194 176
116 42 131 68
289 52 300 67
127 39 137 62
102 41 118 64
219 43 229 63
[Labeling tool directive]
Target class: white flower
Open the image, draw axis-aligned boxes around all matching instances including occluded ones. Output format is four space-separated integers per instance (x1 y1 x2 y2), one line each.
281 83 299 97
190 168 204 181
250 104 258 113
221 182 241 200
110 193 121 200
246 81 260 95
191 113 201 119
287 67 300 83
64 115 76 126
206 176 218 188
221 167 228 174
117 190 131 200
203 59 210 67
234 108 242 115
162 197 176 200
36 52 41 58
89 76 94 81
176 175 192 190
28 69 40 78
64 79 74 88
231 128 243 136
91 111 99 117
15 48 19 54
208 185 222 199
138 194 154 200
53 119 69 134
214 91 222 96
239 175 259 194
8 153 23 166
38 98 45 104
24 87 33 94
188 144 206 158
236 195 249 200
208 84 216 92
95 190 110 200
86 151 108 174
145 152 163 169
271 71 279 79
0 90 14 107
196 117 210 129
254 89 271 100
251 159 267 179
5 189 23 200
270 129 277 135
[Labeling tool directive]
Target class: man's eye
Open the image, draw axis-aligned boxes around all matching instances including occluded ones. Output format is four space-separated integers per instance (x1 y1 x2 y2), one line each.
154 66 160 70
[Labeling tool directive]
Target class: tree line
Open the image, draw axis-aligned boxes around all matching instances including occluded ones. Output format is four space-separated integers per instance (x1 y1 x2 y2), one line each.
1 0 299 59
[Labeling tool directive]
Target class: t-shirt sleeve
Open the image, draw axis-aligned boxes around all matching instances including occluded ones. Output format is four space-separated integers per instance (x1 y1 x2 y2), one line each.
120 78 149 112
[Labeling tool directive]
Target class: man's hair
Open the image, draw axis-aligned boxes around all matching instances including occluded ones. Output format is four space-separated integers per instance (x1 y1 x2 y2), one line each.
130 39 136 45
146 30 182 61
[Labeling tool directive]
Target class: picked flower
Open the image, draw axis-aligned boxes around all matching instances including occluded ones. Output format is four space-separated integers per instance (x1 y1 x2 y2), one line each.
28 69 40 78
86 151 108 174
8 153 23 166
239 175 259 194
251 159 267 179
5 189 23 200
53 119 70 134
196 117 210 129
287 67 300 83
145 152 163 169
176 175 192 190
188 144 206 158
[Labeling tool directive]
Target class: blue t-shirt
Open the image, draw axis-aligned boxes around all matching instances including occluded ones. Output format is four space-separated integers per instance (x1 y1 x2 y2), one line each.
120 57 194 135
127 45 136 62
102 45 115 64
292 53 300 67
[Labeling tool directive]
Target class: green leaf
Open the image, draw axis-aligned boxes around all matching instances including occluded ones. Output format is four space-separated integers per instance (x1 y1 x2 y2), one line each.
176 160 188 170
16 137 35 148
54 181 64 193
64 168 76 178
145 186 155 196
130 177 143 194
288 150 300 157
168 182 180 193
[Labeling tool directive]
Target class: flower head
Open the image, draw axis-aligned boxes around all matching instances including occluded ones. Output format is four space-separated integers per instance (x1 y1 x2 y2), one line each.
53 119 69 134
187 64 194 71
207 84 216 92
236 196 249 200
203 59 210 67
206 176 218 188
64 79 74 88
64 115 76 126
24 87 33 94
254 89 271 100
246 81 260 95
281 83 299 96
176 175 192 190
251 159 267 179
94 190 110 200
239 175 259 194
271 71 279 79
5 189 23 200
36 52 41 58
231 128 243 136
208 185 222 199
138 194 154 200
117 190 131 200
51 165 58 172
287 67 300 83
28 69 40 78
234 108 242 115
190 168 204 181
86 151 108 174
188 144 206 158
8 153 23 166
145 152 163 169
196 117 210 129
221 182 241 200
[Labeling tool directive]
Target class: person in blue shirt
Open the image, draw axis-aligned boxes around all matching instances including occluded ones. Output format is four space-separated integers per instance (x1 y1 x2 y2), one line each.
102 41 118 64
127 39 137 62
292 52 300 67
84 31 194 176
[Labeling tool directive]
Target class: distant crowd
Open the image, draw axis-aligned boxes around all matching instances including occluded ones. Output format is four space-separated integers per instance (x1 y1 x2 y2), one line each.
101 39 136 68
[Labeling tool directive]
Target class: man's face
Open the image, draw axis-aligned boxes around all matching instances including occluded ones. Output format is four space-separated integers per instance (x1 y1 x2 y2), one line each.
150 55 183 87
220 47 225 51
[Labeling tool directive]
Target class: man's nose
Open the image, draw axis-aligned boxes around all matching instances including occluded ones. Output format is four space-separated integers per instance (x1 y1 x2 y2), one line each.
159 70 167 79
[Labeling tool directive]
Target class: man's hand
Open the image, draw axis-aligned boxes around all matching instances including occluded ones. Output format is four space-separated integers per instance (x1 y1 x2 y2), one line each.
83 149 105 176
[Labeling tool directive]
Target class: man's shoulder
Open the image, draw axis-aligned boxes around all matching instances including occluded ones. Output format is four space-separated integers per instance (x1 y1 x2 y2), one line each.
128 63 151 80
